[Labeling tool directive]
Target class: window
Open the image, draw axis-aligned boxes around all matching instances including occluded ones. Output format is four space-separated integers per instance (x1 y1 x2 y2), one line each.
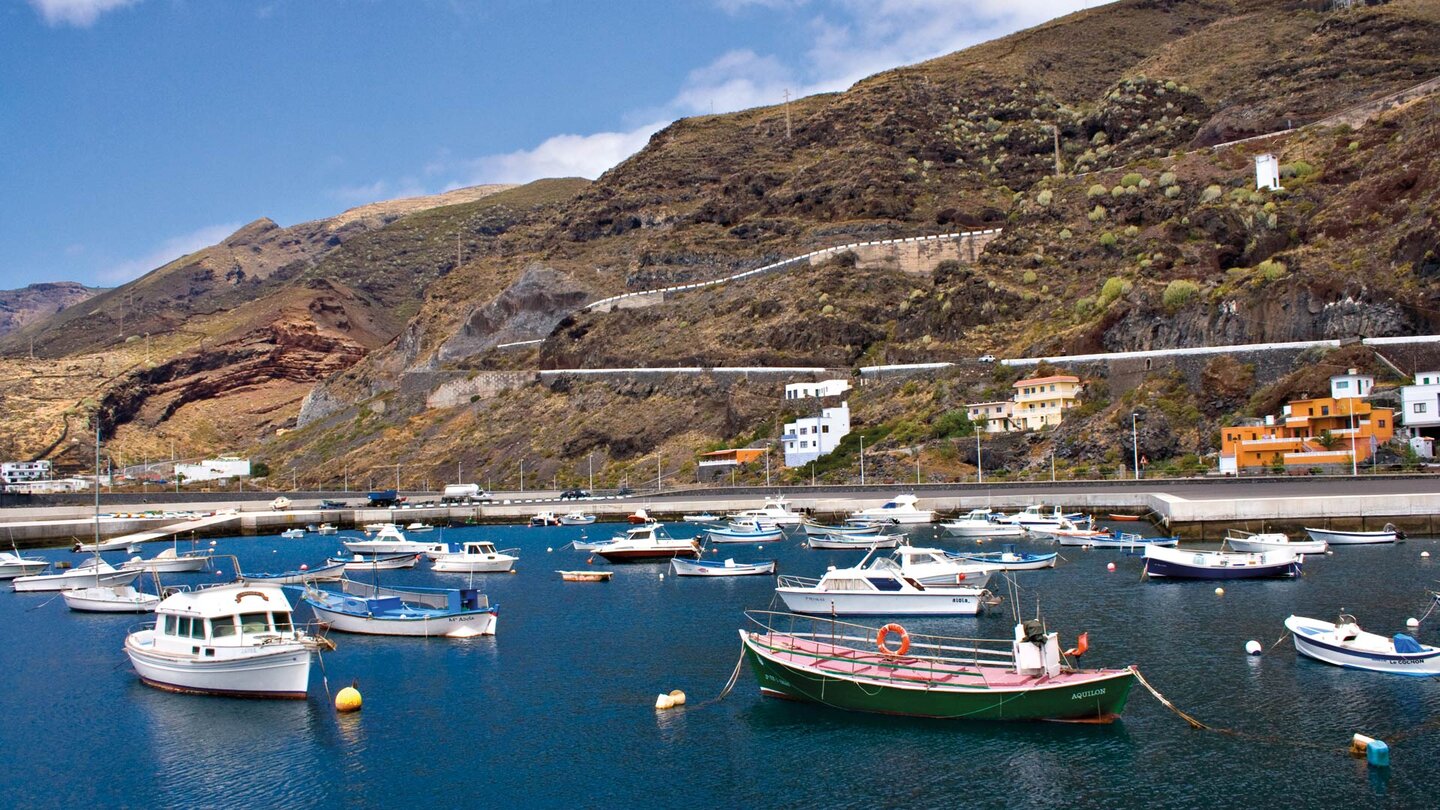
1050 384 1056 391
1416 403 1428 414
240 612 270 635
1379 420 1386 428
1321 406 1329 416
1336 380 1349 389
274 612 292 633
210 617 236 638
161 615 174 635
821 425 830 433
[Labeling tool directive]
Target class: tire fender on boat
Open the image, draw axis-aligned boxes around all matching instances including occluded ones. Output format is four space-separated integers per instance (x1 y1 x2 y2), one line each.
877 623 911 657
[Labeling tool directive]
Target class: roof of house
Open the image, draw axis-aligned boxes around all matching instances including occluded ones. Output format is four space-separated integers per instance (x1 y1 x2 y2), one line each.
1014 375 1080 387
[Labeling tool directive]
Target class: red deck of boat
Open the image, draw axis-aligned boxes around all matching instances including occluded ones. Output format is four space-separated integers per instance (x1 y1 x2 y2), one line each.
758 633 1110 690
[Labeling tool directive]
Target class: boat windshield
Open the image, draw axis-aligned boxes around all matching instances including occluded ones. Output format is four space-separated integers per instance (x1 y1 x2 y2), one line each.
239 612 270 635
210 616 237 638
273 611 293 632
867 557 901 572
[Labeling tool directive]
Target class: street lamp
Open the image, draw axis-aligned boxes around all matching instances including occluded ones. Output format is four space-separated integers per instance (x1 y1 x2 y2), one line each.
1349 400 1358 477
1131 412 1140 481
975 429 983 484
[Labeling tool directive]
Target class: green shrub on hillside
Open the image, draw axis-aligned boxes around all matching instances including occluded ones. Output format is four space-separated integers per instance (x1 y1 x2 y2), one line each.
1163 279 1199 310
1200 184 1223 203
1158 171 1177 187
1087 184 1108 198
1036 189 1053 206
1121 172 1144 188
1098 276 1131 306
1088 205 1107 222
1258 259 1287 281
1099 232 1118 248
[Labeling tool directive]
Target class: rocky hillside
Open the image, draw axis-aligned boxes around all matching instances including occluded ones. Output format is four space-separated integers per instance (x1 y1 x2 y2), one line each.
9 0 1440 488
0 282 102 339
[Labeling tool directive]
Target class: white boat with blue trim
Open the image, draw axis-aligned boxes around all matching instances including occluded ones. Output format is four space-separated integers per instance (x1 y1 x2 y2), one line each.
300 579 497 637
1286 614 1440 676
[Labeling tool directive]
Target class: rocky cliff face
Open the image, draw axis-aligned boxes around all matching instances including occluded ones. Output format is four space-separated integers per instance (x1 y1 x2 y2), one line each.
0 282 102 339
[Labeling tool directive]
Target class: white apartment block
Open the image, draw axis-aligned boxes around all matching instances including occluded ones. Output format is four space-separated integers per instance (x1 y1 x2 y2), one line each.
785 379 852 400
782 403 851 467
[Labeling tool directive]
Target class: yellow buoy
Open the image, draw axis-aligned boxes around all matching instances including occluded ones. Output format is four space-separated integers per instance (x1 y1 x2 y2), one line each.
335 685 363 713
655 693 675 710
1214 587 1225 596
668 689 687 706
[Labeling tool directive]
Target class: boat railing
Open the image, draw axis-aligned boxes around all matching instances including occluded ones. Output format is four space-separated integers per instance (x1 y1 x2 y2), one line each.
744 610 1017 666
776 575 821 588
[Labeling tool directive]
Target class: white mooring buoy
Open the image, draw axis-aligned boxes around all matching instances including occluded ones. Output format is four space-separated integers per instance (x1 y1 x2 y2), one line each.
1245 640 1262 655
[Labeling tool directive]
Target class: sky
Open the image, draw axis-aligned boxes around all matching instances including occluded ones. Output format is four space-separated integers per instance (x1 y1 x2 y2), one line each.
2 0 1108 288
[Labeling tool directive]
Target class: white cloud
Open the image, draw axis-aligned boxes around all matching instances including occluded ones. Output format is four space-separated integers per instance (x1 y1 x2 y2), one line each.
99 223 241 284
28 0 140 27
453 122 667 186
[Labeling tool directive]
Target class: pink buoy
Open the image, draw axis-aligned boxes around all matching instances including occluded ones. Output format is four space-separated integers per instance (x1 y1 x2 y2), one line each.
300 563 309 571
1106 562 1116 572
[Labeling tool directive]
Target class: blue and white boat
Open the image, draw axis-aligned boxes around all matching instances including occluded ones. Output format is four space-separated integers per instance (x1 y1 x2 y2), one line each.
1065 531 1178 550
1286 614 1440 675
670 557 776 577
949 546 1057 571
801 519 881 538
1143 545 1301 580
707 518 784 544
299 579 497 638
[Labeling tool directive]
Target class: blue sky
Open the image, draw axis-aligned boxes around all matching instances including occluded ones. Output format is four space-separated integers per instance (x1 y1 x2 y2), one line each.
2 0 1105 288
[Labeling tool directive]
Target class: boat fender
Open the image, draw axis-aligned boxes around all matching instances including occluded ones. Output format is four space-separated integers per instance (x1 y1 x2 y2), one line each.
876 623 911 657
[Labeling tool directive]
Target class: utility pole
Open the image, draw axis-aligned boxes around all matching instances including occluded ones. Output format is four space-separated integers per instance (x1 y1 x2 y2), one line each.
656 453 662 492
1349 402 1358 477
783 89 792 139
395 464 400 491
520 459 525 492
859 436 865 485
588 453 594 492
457 461 462 485
915 446 921 485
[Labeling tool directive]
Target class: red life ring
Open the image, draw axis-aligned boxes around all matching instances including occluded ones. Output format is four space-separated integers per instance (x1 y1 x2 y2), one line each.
876 623 910 656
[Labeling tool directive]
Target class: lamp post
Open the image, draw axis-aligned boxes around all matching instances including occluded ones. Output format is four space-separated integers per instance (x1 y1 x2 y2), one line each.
588 453 594 492
975 429 983 484
859 435 865 485
1131 412 1140 481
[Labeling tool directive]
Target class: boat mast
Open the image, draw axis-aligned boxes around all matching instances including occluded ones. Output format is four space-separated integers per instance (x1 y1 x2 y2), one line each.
93 417 101 551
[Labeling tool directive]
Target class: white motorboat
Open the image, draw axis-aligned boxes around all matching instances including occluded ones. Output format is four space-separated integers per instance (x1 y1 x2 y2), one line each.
682 513 721 523
280 528 305 539
996 505 1089 530
593 523 700 563
806 532 904 550
670 557 776 577
342 524 433 555
239 560 347 584
317 523 339 535
774 549 990 616
1143 545 1302 579
432 541 519 573
1224 528 1327 555
63 584 161 613
559 512 597 526
729 497 804 526
122 546 213 573
423 541 452 560
890 545 996 589
849 494 934 525
0 551 49 580
124 581 332 698
949 547 1058 571
571 535 615 552
707 518 785 544
530 511 562 527
327 553 421 571
1303 525 1403 545
13 557 141 593
940 509 1026 538
405 522 436 532
1286 614 1440 676
801 518 880 538
1056 531 1178 549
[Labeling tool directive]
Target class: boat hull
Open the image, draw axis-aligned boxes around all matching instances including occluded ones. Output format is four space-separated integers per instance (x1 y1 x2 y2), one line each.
741 633 1134 722
1303 528 1397 545
774 587 984 616
707 529 784 543
1144 556 1301 580
0 561 50 580
308 603 497 637
432 558 515 573
951 553 1058 571
124 633 312 698
62 586 160 613
806 535 902 550
123 557 211 574
13 567 140 593
670 558 776 577
940 523 1026 538
1056 536 1177 549
1286 616 1440 676
1226 538 1327 554
594 547 699 562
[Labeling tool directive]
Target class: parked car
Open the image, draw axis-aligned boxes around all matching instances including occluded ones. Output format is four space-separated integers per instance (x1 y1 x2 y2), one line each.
559 489 591 500
615 486 635 497
978 354 997 363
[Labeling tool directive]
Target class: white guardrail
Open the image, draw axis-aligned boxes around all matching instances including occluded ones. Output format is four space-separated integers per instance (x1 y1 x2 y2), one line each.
582 229 1002 313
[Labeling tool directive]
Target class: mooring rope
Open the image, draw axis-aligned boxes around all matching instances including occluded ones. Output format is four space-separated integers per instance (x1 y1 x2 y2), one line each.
1132 666 1342 752
690 642 747 710
1267 629 1291 652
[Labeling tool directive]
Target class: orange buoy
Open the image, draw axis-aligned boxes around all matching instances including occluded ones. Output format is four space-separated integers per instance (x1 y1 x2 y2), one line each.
876 623 911 656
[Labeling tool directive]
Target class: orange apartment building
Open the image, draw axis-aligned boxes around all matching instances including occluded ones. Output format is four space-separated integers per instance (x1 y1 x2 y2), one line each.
1219 372 1394 473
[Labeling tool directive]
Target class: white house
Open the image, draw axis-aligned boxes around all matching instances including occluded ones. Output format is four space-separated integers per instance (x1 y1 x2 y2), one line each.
965 401 1016 434
783 403 850 467
785 379 851 400
1255 153 1281 191
1 460 53 483
1329 369 1373 400
175 456 251 483
1402 370 1440 431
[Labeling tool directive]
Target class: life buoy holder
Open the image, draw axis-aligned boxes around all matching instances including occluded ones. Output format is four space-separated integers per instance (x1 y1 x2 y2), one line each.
876 623 910 657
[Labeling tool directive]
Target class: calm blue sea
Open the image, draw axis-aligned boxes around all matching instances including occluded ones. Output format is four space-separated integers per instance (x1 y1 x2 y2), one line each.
3 521 1440 808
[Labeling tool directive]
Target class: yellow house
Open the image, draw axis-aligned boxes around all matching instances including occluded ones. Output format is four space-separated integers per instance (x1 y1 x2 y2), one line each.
1011 375 1083 430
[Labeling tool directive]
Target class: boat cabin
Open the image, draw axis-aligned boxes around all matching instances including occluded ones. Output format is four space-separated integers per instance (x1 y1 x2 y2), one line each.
152 583 299 652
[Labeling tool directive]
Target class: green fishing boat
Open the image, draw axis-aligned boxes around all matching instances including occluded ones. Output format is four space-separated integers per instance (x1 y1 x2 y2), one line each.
739 611 1135 722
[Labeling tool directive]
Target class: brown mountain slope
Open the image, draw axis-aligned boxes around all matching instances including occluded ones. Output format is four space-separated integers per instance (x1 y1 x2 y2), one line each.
0 282 102 339
282 0 1440 490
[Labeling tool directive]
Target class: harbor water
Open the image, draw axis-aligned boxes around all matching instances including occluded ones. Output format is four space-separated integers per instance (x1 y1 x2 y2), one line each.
3 522 1440 807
